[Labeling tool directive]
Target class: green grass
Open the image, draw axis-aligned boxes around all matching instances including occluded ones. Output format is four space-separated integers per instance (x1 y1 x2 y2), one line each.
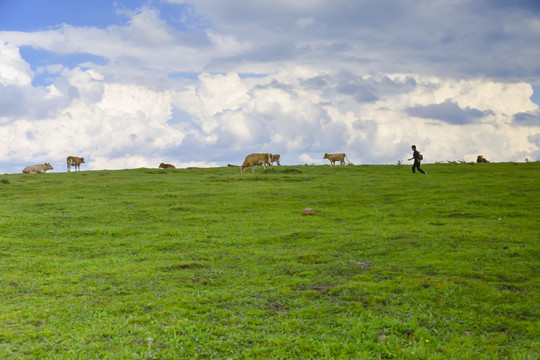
0 163 538 359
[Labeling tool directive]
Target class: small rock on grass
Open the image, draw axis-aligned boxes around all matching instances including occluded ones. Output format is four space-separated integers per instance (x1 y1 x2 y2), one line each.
350 260 373 268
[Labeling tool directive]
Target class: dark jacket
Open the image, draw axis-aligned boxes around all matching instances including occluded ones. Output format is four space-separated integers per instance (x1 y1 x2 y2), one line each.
413 149 421 162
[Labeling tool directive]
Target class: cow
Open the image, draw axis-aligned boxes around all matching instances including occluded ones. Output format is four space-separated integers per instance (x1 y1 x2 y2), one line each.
477 155 490 163
323 153 350 166
22 163 53 174
67 156 85 172
241 153 272 173
271 154 281 166
254 160 265 168
227 164 240 167
159 163 176 169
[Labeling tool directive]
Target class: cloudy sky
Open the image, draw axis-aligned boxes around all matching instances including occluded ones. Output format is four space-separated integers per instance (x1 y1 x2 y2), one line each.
1 0 539 172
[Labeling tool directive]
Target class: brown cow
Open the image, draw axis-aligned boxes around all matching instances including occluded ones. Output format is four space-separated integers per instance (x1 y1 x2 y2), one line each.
271 154 281 166
67 156 85 172
323 153 350 166
22 163 53 174
159 163 176 169
227 164 240 167
241 153 272 173
477 155 490 163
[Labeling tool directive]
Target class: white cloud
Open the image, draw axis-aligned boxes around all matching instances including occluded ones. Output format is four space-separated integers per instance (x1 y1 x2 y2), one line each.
299 153 323 164
0 42 33 86
124 7 175 46
296 17 316 28
91 155 153 170
2 55 540 173
207 32 250 56
1 1 540 173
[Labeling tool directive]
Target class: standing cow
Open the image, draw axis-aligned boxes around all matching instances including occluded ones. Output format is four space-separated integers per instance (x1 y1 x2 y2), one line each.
323 153 350 166
22 163 53 174
271 154 281 166
67 156 85 172
241 153 272 173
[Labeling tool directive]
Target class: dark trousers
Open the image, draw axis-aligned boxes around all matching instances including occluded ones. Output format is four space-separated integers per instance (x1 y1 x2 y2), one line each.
412 161 425 174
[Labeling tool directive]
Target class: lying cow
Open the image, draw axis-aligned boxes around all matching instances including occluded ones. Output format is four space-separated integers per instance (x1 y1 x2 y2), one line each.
22 163 53 174
67 156 85 172
323 153 350 166
241 153 272 173
477 155 490 163
227 164 240 167
159 163 176 169
271 154 281 166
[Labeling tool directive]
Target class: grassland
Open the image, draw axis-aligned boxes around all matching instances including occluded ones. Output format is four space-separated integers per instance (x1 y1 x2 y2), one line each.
0 162 538 359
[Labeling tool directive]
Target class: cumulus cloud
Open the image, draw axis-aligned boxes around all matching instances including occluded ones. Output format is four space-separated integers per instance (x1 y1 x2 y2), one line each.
1 1 540 173
122 7 175 47
513 111 540 127
526 133 540 161
0 42 32 86
176 0 540 79
528 133 540 146
299 153 324 165
406 100 492 125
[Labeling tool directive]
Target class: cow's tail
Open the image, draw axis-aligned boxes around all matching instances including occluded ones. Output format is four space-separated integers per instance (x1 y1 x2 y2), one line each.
345 155 352 164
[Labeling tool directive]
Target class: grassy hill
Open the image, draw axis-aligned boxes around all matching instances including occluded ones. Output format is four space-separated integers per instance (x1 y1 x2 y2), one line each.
0 163 538 359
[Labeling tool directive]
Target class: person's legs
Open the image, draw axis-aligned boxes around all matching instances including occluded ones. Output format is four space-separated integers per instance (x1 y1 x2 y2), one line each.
412 163 416 173
416 161 426 174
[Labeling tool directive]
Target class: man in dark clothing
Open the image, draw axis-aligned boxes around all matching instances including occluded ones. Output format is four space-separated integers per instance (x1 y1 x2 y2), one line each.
408 145 426 174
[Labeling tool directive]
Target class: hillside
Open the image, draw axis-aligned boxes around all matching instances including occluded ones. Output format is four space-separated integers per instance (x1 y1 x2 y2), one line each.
0 163 538 358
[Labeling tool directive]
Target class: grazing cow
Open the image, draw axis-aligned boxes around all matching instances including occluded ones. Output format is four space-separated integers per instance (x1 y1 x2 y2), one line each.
67 156 85 172
477 155 490 163
271 154 281 166
22 163 53 174
323 153 350 166
159 163 176 169
241 153 272 173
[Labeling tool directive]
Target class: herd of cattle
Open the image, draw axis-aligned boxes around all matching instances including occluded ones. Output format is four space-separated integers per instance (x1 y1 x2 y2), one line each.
22 156 85 173
20 153 491 174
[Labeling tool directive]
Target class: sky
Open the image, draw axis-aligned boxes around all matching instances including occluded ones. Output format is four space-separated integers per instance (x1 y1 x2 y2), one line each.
1 0 539 173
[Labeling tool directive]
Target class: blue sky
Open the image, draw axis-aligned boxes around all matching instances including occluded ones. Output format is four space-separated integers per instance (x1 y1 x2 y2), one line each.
1 0 539 173
0 0 140 30
532 85 540 106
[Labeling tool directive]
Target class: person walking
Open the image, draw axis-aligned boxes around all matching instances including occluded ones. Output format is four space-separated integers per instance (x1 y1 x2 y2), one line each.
408 145 426 174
